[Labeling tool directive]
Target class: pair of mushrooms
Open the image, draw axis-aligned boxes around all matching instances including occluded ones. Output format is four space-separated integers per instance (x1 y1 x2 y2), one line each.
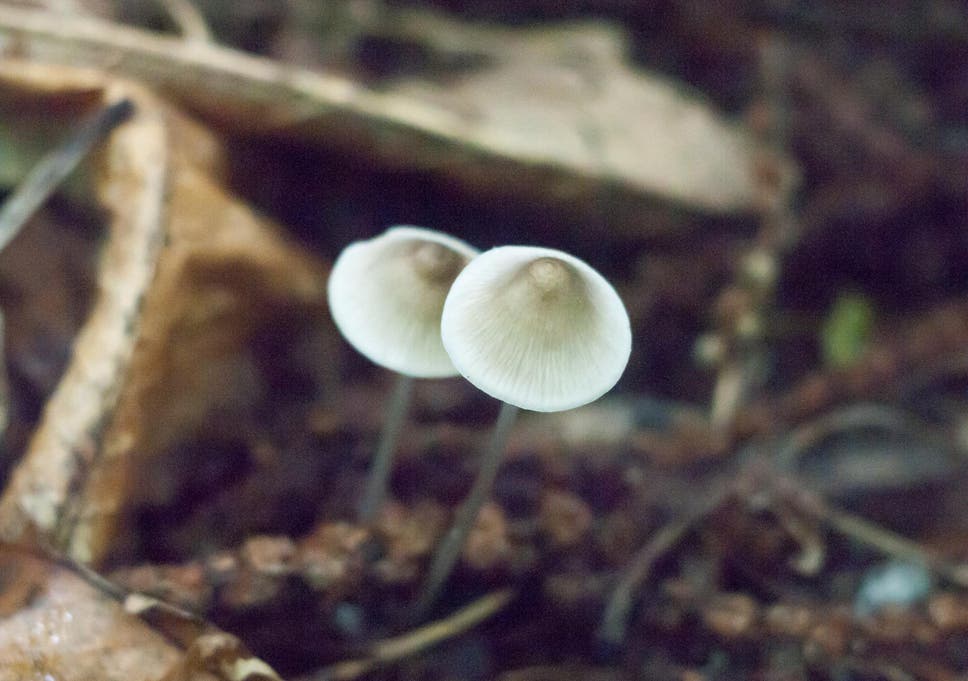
328 226 631 613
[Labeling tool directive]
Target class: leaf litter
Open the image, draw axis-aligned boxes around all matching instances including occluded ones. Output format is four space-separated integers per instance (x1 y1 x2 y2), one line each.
0 2 967 680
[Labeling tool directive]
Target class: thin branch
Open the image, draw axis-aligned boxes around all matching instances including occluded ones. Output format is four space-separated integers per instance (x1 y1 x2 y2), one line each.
0 78 167 560
156 0 212 42
792 492 968 590
312 588 515 681
0 99 133 254
597 486 731 647
705 32 799 428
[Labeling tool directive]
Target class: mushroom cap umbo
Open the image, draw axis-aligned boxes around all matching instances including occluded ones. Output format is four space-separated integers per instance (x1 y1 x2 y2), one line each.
441 246 631 412
328 226 479 378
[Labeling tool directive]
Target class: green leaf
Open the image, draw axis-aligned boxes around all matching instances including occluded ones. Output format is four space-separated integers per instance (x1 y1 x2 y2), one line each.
821 292 875 368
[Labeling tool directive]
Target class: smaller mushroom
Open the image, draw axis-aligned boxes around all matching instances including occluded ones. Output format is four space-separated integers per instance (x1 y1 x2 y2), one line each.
328 226 479 521
415 245 631 613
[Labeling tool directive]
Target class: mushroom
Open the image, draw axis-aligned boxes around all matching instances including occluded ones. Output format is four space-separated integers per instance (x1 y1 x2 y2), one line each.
415 245 631 613
328 226 478 521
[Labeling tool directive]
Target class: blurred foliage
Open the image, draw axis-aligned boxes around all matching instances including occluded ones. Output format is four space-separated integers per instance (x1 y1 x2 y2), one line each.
821 291 875 368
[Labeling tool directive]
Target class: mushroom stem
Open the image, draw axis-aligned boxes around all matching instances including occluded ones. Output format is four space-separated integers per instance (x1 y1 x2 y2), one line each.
359 374 415 522
414 401 520 617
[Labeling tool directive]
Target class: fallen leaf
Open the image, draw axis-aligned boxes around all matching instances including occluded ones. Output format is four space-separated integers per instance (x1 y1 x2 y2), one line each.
0 550 185 681
0 4 759 229
0 61 329 568
0 546 281 680
0 62 169 554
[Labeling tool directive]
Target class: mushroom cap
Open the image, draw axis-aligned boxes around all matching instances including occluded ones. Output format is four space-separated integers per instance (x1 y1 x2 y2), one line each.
328 226 479 378
441 246 631 412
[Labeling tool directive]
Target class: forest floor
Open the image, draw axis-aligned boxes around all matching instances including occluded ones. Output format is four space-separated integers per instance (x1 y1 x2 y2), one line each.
0 1 967 680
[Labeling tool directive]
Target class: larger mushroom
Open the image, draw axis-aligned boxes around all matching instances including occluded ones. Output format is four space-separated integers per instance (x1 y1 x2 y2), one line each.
328 226 479 521
415 245 631 613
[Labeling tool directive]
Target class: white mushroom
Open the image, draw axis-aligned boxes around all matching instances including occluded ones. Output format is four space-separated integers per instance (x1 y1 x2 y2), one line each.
327 226 479 521
415 245 631 615
328 225 479 379
441 245 632 411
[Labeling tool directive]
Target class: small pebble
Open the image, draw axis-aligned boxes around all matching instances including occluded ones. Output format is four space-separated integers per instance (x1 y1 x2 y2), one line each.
854 560 933 617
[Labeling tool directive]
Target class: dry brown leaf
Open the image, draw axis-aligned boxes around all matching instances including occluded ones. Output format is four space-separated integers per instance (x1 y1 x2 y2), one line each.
0 547 281 680
66 158 330 565
0 4 758 224
0 61 329 567
380 13 758 213
0 62 169 553
0 550 187 681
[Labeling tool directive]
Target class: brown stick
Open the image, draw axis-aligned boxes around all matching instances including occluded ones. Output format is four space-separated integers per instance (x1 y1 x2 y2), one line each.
0 68 169 560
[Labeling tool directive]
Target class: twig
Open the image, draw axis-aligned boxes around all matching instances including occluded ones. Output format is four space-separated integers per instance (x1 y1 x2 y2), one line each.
597 486 730 647
0 98 133 253
769 401 962 501
312 588 515 680
0 538 203 633
704 32 799 428
787 489 968 590
709 361 747 429
773 402 941 473
0 74 168 562
156 0 212 42
0 539 283 679
764 403 968 586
